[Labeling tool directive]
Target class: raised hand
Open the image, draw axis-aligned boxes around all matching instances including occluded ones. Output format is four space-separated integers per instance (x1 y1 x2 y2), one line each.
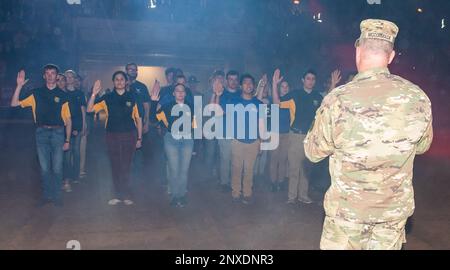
16 70 29 88
272 69 284 86
92 80 102 96
213 78 224 96
330 69 342 89
258 74 268 89
150 80 161 101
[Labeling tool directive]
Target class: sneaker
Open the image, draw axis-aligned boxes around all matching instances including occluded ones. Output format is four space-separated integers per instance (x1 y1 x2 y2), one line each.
176 200 186 208
72 179 80 184
108 199 122 205
286 199 296 205
298 196 313 204
178 196 187 207
170 198 179 207
123 199 134 206
63 181 72 193
232 196 241 203
242 196 252 205
79 172 87 179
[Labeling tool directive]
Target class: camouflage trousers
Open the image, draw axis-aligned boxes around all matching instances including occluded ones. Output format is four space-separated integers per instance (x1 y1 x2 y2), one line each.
320 216 407 250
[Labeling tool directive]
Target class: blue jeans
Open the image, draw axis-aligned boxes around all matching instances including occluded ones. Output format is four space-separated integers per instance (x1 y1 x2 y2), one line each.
64 132 81 181
204 139 218 175
163 133 193 199
35 127 65 201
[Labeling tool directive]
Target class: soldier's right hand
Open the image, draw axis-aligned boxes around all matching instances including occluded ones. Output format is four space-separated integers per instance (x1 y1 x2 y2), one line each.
16 70 29 88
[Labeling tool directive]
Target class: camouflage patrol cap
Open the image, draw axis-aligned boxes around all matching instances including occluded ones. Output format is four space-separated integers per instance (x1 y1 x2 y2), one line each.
355 19 399 47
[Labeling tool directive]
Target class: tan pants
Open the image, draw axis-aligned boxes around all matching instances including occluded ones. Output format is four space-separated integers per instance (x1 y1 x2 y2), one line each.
320 216 407 250
270 133 290 183
288 133 310 200
231 140 260 198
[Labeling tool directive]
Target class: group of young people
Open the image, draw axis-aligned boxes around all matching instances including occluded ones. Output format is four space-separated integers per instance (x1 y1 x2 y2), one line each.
11 62 342 208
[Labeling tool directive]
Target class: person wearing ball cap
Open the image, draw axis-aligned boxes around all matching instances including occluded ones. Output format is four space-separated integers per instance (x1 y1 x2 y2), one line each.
304 19 433 250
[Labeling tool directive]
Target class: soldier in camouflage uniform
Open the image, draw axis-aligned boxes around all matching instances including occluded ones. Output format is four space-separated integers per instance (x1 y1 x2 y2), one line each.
304 19 433 250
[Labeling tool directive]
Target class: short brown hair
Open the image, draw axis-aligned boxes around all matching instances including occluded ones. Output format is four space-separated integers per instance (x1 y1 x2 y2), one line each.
359 38 394 56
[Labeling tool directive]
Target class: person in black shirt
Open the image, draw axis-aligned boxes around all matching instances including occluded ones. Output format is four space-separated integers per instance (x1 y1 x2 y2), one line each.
126 63 151 179
150 83 195 208
11 64 72 207
62 70 87 192
126 63 150 134
273 69 323 205
87 71 143 206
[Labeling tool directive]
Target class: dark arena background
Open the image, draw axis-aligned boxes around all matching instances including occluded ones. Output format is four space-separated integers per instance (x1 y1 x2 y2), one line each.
0 0 449 252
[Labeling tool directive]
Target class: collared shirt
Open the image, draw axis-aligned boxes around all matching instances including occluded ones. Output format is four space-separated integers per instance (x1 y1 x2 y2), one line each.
19 86 71 127
129 80 150 116
282 88 323 134
151 100 195 134
93 89 141 133
277 95 293 134
304 67 433 223
217 88 242 138
66 89 87 131
221 95 263 144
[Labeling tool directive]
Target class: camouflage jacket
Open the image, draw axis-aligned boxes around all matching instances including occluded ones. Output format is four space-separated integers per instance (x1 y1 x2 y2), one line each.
304 67 433 223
